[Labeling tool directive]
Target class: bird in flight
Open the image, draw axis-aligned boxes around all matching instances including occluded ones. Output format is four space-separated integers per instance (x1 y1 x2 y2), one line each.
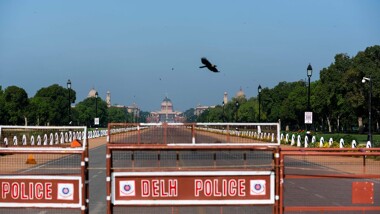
199 57 219 72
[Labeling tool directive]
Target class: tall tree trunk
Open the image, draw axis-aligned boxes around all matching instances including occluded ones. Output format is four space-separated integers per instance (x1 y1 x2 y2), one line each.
337 116 340 133
327 116 332 133
358 116 363 129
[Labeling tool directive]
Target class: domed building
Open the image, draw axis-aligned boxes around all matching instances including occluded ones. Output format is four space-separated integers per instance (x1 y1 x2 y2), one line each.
235 87 245 98
87 88 98 98
147 96 184 123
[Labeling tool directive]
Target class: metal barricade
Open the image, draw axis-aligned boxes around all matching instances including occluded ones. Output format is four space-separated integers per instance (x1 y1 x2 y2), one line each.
280 147 380 214
0 126 89 214
108 122 280 145
106 122 281 214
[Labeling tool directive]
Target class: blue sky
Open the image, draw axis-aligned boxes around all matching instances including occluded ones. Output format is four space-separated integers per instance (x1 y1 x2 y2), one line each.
1 0 379 111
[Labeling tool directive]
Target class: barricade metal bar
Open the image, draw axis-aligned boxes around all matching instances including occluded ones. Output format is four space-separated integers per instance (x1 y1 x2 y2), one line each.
107 143 279 150
106 146 112 214
106 122 281 213
280 147 380 213
285 174 380 179
274 147 281 214
108 122 281 145
0 150 83 154
0 126 88 214
285 206 380 211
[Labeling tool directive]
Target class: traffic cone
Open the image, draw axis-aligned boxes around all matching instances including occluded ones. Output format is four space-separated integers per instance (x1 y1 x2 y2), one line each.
26 154 37 164
71 139 82 148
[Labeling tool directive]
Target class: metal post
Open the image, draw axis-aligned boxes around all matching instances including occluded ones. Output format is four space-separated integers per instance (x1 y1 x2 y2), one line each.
235 101 239 122
67 79 71 125
369 76 372 143
306 64 313 142
222 101 225 122
258 85 262 122
95 92 98 127
362 76 372 144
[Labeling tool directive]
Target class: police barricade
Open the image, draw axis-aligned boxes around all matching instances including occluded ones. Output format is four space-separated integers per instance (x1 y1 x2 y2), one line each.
0 126 88 214
279 147 380 214
106 122 281 214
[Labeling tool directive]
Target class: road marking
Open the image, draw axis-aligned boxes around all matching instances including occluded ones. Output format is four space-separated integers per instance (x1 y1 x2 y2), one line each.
90 144 106 151
21 154 76 173
332 202 342 206
314 194 325 199
299 186 308 191
90 202 106 214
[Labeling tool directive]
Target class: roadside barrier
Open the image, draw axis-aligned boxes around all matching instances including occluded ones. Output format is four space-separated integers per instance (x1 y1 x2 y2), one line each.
106 122 281 214
0 126 89 214
106 123 380 214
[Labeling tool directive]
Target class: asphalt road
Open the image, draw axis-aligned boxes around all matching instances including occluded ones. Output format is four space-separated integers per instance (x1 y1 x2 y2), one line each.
88 144 107 214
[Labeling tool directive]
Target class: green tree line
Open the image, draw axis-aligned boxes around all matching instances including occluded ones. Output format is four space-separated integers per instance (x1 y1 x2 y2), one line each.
0 84 148 127
197 45 380 133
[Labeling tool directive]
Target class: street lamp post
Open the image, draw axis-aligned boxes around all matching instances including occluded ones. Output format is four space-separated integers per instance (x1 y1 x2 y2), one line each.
67 79 71 125
306 64 313 141
222 101 225 122
258 85 262 122
307 64 312 112
362 76 372 144
235 101 239 122
95 91 98 127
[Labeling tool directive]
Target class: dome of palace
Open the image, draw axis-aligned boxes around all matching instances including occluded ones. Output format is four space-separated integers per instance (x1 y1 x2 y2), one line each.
235 87 245 98
88 88 98 98
161 97 173 106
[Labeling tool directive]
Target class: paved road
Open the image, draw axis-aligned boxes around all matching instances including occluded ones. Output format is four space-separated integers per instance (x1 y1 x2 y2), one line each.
88 144 107 214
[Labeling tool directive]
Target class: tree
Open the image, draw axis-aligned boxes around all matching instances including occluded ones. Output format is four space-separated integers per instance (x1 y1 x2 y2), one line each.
108 107 129 123
237 98 257 122
3 86 29 125
34 84 76 125
207 106 224 122
138 111 150 123
0 86 7 124
75 97 108 127
317 54 353 132
27 97 51 125
351 45 380 133
184 108 197 122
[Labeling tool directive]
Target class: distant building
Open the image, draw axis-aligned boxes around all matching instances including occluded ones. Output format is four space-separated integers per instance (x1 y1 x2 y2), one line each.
223 92 228 104
194 104 209 116
106 91 111 108
147 96 184 123
235 87 245 98
87 88 98 98
88 88 140 118
127 102 140 118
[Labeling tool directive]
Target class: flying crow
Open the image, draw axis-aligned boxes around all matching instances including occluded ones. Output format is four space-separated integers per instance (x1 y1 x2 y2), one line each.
199 57 219 72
